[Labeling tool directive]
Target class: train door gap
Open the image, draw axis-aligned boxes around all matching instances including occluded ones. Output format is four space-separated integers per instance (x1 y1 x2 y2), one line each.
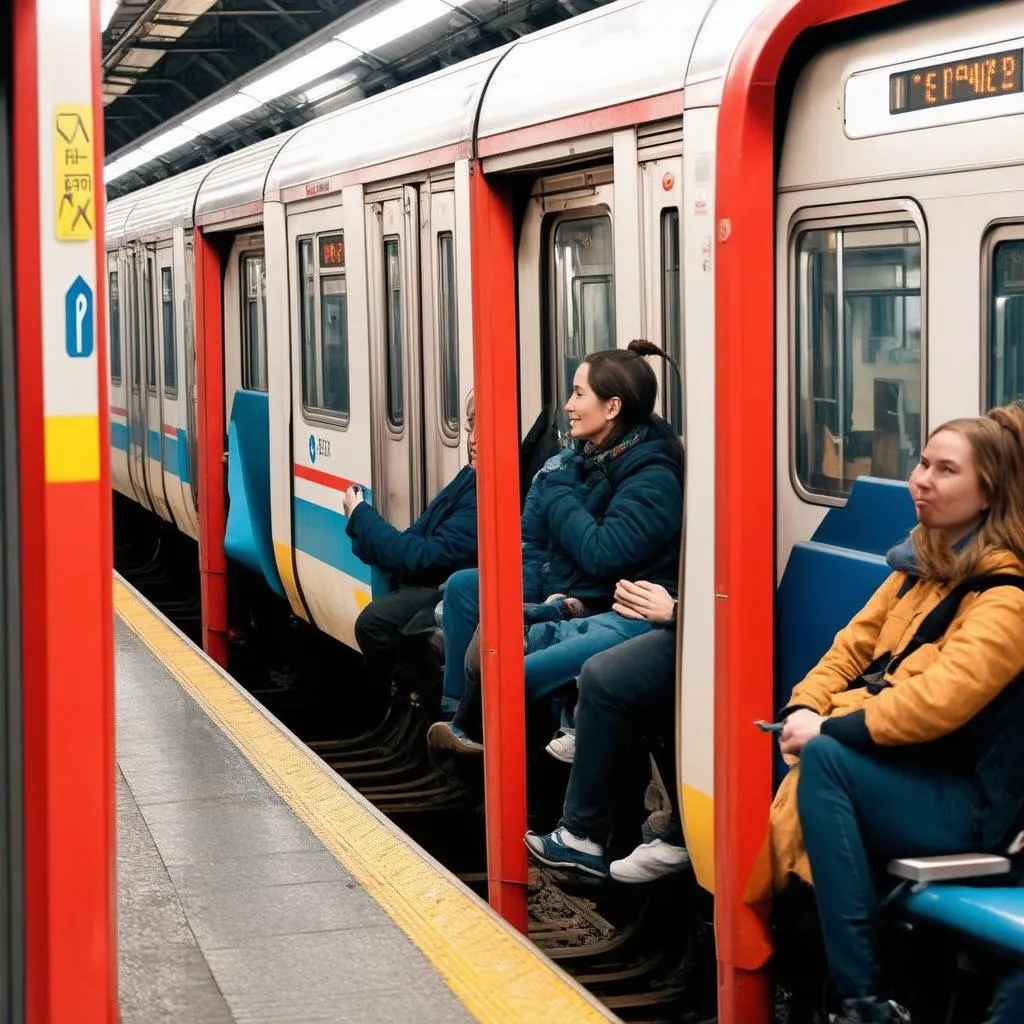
0 38 24 1019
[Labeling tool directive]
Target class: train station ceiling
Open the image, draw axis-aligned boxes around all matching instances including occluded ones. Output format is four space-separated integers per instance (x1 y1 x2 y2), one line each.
102 0 615 199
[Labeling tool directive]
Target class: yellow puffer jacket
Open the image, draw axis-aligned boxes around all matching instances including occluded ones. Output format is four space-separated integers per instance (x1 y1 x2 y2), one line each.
746 547 1024 905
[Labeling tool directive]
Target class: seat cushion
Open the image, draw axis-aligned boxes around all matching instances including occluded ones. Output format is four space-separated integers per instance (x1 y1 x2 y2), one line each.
900 884 1024 957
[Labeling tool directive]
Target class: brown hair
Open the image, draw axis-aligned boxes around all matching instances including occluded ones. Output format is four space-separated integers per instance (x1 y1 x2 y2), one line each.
913 401 1024 581
581 339 680 446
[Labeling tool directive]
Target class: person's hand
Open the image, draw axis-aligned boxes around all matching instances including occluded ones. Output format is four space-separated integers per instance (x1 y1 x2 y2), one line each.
342 485 364 517
779 709 823 757
613 580 676 623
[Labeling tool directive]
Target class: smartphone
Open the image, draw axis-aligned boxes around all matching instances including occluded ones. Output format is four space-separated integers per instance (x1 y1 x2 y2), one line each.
754 719 784 734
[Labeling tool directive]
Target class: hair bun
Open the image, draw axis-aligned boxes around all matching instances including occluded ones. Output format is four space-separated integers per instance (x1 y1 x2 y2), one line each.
988 402 1024 453
627 338 664 357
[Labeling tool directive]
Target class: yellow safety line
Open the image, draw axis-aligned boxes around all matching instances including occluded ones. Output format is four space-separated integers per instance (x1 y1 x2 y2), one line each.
113 577 615 1024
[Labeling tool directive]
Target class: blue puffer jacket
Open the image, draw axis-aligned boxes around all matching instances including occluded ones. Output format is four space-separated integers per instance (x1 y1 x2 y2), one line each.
521 417 683 606
346 465 477 588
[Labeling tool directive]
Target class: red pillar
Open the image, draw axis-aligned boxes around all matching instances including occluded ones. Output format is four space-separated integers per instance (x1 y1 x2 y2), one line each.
13 0 117 1019
468 162 528 931
193 228 229 667
712 2 909 1020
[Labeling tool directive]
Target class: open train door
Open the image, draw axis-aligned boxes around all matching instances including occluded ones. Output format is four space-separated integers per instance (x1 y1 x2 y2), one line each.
9 0 117 1020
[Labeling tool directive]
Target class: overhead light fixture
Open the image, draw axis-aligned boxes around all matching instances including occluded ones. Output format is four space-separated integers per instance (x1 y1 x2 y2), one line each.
242 40 361 103
300 72 360 105
139 125 198 158
100 0 119 32
104 148 152 184
183 93 262 135
336 0 453 54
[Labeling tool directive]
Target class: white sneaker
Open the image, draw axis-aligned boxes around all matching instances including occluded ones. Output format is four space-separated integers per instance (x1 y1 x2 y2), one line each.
609 839 691 883
545 731 576 763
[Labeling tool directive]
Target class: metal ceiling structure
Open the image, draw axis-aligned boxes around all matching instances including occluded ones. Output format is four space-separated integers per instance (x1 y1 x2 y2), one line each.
102 0 614 199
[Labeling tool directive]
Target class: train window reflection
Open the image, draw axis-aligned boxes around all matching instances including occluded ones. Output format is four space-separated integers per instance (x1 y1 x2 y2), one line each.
145 260 157 391
109 270 121 383
161 267 177 396
989 240 1024 407
438 232 459 438
661 209 682 431
300 234 350 422
241 253 268 392
795 222 922 501
553 214 615 401
384 237 404 429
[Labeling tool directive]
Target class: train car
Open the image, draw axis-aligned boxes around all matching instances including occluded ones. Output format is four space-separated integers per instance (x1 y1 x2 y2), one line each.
107 0 1024 1019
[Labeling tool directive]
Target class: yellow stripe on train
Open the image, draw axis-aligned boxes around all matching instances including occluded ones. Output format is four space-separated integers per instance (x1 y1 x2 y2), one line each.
45 414 99 483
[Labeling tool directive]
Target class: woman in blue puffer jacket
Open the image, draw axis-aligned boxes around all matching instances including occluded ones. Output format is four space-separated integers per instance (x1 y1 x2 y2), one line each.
427 339 683 754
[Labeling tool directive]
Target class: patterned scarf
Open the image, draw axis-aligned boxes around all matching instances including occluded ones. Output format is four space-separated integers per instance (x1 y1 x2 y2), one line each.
581 424 646 467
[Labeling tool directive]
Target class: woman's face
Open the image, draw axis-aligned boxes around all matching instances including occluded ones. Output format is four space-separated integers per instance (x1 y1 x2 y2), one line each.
465 396 477 468
909 428 989 539
565 363 619 445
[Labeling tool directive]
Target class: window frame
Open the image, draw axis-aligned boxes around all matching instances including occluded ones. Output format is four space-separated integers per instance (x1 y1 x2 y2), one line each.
160 265 177 397
436 230 460 443
382 234 405 432
108 268 122 384
239 249 268 393
297 231 351 429
981 222 1024 411
787 201 928 508
659 207 682 432
144 256 158 394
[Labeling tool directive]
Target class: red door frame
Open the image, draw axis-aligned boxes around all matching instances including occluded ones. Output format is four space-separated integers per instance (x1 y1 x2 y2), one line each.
193 227 229 667
467 163 529 930
713 1 910 1020
13 0 117 1019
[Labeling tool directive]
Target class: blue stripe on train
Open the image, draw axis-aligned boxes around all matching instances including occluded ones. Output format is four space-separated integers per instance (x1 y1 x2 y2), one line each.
292 497 372 585
111 424 190 485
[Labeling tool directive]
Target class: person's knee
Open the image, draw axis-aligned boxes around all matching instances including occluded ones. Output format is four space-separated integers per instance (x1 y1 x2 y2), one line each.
354 601 385 652
577 647 624 707
796 734 850 801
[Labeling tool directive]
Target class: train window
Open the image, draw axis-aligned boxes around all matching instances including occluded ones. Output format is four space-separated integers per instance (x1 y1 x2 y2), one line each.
438 232 459 437
161 267 176 395
795 222 922 501
130 268 141 391
109 270 121 383
144 261 157 391
552 214 615 401
300 234 350 421
383 237 404 429
241 252 268 392
661 209 682 431
988 240 1024 407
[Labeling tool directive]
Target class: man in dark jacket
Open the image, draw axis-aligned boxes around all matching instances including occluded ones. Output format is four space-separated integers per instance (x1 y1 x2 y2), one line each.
342 393 477 706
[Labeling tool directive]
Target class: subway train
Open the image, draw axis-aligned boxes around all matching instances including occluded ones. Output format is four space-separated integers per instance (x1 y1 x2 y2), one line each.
105 0 1024 1017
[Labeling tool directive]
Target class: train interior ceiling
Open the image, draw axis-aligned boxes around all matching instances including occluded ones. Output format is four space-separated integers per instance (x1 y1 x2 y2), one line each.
104 0 1024 1021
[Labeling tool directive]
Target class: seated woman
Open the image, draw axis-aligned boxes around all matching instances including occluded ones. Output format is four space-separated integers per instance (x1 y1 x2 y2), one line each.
750 403 1024 1024
427 340 683 754
342 392 477 708
524 578 689 882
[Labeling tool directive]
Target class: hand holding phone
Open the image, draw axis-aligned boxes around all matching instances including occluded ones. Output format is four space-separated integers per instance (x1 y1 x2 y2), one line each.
754 719 784 734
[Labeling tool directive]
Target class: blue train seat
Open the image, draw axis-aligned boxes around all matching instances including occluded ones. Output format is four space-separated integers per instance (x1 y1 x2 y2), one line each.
777 476 1024 961
900 883 1024 958
224 390 285 598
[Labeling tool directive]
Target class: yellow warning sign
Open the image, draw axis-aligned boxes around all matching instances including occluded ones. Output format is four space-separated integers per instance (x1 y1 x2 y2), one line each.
54 105 94 241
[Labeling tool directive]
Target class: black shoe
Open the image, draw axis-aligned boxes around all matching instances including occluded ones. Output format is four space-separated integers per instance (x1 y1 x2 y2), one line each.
832 997 910 1023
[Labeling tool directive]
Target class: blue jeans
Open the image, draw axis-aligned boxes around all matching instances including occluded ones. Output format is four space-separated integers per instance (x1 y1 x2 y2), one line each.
797 735 983 999
561 627 679 846
441 568 480 705
988 969 1024 1024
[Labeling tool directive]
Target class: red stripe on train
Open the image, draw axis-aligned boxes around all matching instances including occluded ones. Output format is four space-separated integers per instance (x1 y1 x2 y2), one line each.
293 463 355 492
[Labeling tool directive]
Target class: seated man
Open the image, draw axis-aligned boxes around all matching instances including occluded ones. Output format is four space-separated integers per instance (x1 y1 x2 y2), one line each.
342 392 477 710
524 579 689 883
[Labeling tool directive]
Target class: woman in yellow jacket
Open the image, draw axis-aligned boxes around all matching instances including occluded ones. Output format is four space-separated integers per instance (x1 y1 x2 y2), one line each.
760 403 1024 1024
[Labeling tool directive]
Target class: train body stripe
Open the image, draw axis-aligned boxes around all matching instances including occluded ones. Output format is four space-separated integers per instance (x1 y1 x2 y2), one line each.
45 414 100 483
292 497 372 585
294 463 356 492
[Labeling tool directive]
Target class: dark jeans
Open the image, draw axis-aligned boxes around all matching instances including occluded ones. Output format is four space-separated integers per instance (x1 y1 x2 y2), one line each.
988 969 1024 1024
797 735 983 1000
354 586 443 707
560 627 680 847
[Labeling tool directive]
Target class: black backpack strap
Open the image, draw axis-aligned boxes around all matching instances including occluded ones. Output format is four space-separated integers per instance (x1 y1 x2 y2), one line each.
896 573 918 599
887 574 1024 677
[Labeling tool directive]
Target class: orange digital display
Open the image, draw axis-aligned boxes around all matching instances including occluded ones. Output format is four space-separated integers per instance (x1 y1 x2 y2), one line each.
890 49 1022 114
319 234 345 269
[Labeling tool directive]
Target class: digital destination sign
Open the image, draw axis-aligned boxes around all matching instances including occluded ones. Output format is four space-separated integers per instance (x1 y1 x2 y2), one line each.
890 48 1023 114
319 233 345 269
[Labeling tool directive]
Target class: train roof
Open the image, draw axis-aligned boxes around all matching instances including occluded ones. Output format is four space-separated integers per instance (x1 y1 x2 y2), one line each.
106 0 771 244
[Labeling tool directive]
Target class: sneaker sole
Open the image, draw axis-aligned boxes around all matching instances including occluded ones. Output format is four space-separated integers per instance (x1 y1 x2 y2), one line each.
523 838 608 879
544 744 575 764
426 723 483 756
609 861 692 884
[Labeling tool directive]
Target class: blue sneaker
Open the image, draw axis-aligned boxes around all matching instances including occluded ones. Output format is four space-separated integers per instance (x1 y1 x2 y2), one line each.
524 827 608 879
427 720 483 756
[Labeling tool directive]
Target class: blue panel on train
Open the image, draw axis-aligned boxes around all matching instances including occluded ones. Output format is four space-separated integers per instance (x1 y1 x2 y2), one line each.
224 390 284 598
810 477 916 556
111 421 129 451
900 884 1024 956
292 499 373 586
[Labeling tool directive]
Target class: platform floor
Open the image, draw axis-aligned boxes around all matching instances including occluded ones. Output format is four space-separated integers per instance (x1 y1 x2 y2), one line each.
114 578 614 1024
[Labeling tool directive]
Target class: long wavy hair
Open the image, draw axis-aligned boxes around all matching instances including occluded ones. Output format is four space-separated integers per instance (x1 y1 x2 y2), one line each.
913 402 1024 581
